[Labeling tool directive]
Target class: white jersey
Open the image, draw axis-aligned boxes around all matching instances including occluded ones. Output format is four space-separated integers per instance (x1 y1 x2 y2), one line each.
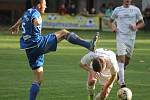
81 48 119 78
111 5 143 39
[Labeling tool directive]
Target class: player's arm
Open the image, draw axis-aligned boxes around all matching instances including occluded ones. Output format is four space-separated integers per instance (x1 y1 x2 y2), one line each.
100 73 117 98
136 8 145 30
136 19 145 30
80 52 100 79
80 62 99 78
9 18 22 34
80 63 93 72
129 8 145 31
100 53 119 99
32 17 42 26
80 63 100 79
129 19 145 31
80 52 95 72
108 8 118 33
108 18 117 33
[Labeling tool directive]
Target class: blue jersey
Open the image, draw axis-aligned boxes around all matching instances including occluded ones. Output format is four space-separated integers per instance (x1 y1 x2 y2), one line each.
20 8 43 49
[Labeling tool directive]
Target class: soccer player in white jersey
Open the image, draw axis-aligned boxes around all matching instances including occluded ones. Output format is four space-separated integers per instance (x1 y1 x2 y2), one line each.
80 48 119 100
108 0 145 88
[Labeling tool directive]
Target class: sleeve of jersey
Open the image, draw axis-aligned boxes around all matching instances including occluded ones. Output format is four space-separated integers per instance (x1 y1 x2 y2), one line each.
80 52 97 66
31 11 40 21
110 8 118 20
136 8 143 21
110 52 119 75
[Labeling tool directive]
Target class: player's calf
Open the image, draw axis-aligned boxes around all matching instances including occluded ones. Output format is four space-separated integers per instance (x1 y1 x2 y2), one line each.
87 82 95 100
66 32 99 51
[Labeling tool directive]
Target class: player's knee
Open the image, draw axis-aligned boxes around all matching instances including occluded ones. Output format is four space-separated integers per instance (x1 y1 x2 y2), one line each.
35 78 43 85
125 56 130 66
61 29 70 36
38 77 43 84
62 29 69 33
88 80 96 86
33 79 42 86
34 68 44 85
56 29 70 39
125 60 129 66
117 56 125 63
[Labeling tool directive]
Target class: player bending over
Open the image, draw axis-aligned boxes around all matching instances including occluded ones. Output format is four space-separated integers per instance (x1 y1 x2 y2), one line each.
9 0 99 100
80 48 119 100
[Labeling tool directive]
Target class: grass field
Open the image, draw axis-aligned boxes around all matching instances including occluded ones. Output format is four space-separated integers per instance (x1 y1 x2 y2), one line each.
0 30 150 100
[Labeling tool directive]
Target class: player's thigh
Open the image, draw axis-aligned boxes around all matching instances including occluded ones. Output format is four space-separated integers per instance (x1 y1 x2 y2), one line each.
116 39 127 56
33 67 44 83
39 34 57 54
126 39 135 58
26 48 44 69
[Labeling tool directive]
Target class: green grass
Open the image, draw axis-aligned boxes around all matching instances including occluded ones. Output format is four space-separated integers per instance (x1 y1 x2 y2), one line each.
0 30 150 100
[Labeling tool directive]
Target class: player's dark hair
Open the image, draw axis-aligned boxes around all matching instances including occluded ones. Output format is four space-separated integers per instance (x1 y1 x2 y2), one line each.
92 59 101 72
33 0 41 6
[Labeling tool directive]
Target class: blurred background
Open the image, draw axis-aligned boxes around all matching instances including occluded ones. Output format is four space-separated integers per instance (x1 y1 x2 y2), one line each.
0 0 149 32
0 1 150 100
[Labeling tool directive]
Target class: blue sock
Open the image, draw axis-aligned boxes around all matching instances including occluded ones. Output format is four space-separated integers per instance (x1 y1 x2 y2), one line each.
29 82 40 100
66 32 90 49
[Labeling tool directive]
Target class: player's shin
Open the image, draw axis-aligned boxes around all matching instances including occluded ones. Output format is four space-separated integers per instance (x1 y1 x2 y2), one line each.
29 82 40 100
87 82 95 100
66 32 91 49
118 62 126 87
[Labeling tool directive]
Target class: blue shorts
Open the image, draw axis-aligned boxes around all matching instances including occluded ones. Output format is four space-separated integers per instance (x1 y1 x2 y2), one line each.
25 34 57 70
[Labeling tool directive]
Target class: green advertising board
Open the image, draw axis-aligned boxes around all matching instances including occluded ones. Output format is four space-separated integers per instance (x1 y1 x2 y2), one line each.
42 13 99 30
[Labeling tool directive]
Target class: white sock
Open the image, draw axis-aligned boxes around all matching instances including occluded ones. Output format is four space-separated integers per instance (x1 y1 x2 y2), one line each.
87 83 95 96
118 62 125 85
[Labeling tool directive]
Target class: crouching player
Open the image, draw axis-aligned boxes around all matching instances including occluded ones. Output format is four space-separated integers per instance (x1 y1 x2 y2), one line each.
80 48 119 100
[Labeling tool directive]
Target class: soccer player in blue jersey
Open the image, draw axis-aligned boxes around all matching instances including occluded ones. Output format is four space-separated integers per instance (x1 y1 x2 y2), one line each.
9 0 99 100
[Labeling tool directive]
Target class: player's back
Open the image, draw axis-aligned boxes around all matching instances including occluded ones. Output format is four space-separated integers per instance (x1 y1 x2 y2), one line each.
20 8 42 49
95 48 116 59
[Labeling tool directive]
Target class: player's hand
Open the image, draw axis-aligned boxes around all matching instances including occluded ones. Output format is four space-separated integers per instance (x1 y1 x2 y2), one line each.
90 70 100 79
9 25 19 35
100 90 107 99
129 23 137 31
111 26 117 33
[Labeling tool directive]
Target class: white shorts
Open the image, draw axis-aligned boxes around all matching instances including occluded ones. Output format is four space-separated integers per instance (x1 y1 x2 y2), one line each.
116 34 135 58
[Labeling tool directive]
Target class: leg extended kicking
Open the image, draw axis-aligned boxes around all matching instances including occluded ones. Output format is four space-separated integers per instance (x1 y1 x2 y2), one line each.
54 29 99 51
